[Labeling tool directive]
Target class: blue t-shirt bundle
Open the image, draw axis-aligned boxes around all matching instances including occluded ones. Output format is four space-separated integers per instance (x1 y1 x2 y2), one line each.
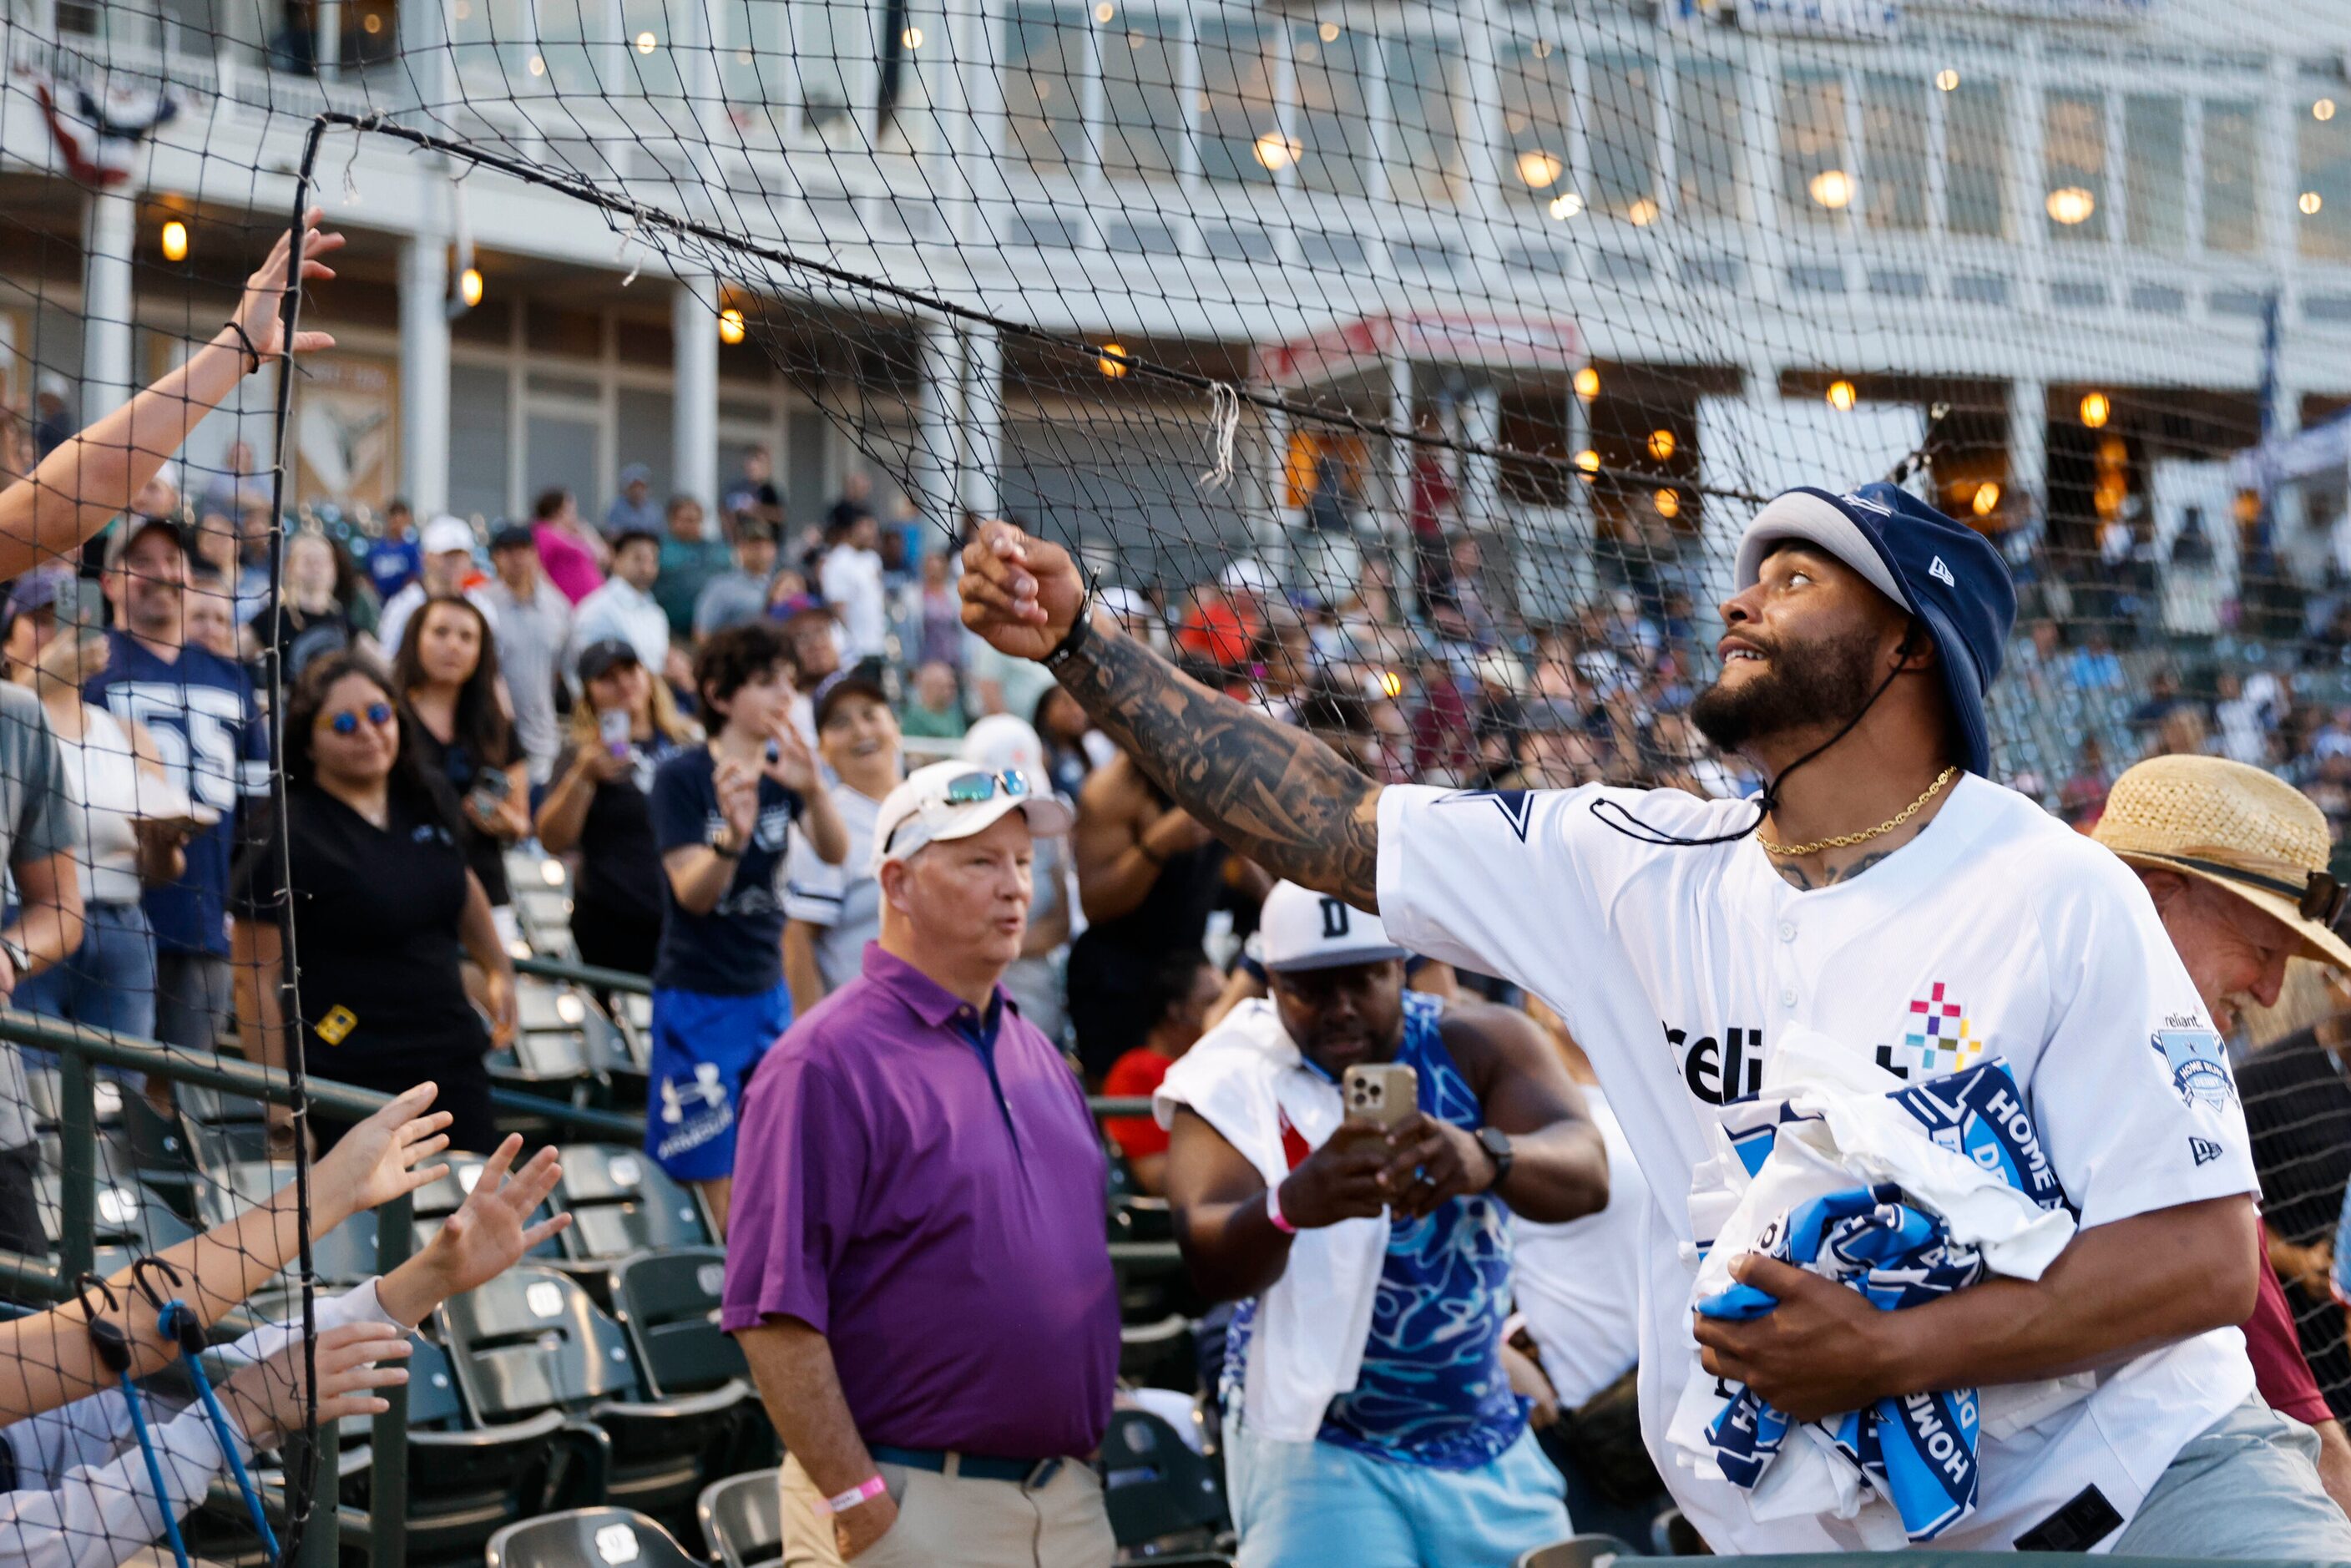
1694 1060 2074 1543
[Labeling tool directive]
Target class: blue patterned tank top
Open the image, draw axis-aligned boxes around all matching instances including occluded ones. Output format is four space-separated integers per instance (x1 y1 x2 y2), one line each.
1223 991 1524 1469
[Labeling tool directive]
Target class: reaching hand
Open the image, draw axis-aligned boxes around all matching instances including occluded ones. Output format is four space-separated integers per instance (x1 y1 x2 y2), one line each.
310 1083 453 1231
1379 1114 1498 1221
763 719 820 794
378 1136 571 1324
221 1322 412 1450
713 756 761 844
958 520 1086 662
1272 1127 1393 1230
233 207 347 365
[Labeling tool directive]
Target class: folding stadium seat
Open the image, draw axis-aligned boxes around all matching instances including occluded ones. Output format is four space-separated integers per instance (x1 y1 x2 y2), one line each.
193 1160 382 1284
606 1247 745 1399
554 1146 710 1263
488 1507 701 1568
1514 1535 1646 1568
34 1171 193 1277
439 1266 756 1538
695 1470 780 1568
1100 1408 1229 1552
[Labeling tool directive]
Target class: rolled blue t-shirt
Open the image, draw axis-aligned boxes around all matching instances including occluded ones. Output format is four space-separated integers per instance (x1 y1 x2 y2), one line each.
646 746 803 996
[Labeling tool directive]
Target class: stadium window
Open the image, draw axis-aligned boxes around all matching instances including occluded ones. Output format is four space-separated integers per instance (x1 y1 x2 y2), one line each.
1779 66 1847 227
1199 18 1281 185
2299 88 2351 260
618 0 685 100
1292 20 1374 199
1590 53 1659 222
1099 10 1183 181
715 0 793 144
533 0 601 98
2124 95 2186 254
1005 6 1091 176
1944 78 2007 237
1499 35 1575 214
2042 89 2109 242
877 3 943 154
1674 55 1743 222
792 0 873 145
453 0 534 94
1863 73 1928 230
2203 98 2263 253
1388 34 1469 208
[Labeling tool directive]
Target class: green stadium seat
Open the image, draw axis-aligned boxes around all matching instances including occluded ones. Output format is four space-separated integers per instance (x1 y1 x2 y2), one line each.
607 1247 746 1399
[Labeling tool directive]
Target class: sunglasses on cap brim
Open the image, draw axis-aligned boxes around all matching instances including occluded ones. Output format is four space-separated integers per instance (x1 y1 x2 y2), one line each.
881 770 1033 855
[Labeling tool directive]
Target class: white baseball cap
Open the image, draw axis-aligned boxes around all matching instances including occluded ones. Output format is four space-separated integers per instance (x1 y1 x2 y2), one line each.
872 759 1076 875
422 515 477 556
1258 880 1408 974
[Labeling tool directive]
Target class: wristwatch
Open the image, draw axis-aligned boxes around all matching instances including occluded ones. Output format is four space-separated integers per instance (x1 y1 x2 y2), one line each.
1476 1126 1514 1190
706 822 744 859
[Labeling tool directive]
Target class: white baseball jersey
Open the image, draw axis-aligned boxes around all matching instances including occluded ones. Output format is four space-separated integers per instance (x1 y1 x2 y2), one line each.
1376 771 2259 1553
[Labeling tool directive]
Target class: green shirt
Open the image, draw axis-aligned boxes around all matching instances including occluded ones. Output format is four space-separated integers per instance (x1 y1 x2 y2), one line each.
656 537 736 638
897 701 968 741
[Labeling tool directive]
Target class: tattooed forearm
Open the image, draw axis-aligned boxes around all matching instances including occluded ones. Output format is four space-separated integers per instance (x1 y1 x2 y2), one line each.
1056 622 1383 909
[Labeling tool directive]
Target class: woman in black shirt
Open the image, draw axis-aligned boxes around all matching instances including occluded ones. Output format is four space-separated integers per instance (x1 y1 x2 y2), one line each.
394 596 530 931
533 639 700 976
269 653 518 1151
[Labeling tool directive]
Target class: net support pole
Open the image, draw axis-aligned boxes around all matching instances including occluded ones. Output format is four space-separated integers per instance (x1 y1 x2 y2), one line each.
959 324 1003 519
916 319 963 529
369 1189 413 1568
672 271 720 516
80 186 137 424
397 236 452 517
2008 377 2048 525
53 1044 94 1289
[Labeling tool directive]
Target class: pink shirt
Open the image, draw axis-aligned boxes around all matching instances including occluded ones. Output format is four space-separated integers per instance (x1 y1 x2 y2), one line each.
535 523 605 604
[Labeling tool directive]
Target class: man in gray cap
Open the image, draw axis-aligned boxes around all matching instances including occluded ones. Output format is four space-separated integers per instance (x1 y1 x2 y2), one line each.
604 461 663 537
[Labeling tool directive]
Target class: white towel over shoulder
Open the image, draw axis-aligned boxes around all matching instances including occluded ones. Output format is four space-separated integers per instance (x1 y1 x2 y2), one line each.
1154 999 1388 1442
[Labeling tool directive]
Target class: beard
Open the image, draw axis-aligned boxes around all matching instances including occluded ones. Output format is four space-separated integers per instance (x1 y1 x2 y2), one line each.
1691 625 1882 755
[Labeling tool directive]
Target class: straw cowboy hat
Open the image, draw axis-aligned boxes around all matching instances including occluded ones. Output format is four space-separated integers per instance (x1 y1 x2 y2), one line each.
2092 753 2351 972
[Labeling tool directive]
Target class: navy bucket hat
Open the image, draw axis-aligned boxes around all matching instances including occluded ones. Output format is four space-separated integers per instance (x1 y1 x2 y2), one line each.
1732 483 2017 778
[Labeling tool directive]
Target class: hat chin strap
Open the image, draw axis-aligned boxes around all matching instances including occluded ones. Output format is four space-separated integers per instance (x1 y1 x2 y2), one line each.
1590 625 1919 852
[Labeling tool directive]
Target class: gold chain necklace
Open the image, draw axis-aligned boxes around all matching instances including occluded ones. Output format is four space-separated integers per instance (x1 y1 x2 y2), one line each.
1758 766 1958 859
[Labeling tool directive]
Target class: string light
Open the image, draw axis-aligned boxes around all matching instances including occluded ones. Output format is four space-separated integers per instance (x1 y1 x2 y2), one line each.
1515 150 1564 189
1573 367 1600 401
1252 133 1302 170
2302 192 2324 215
1971 481 2000 517
1626 197 1660 226
1653 488 1681 518
1646 429 1676 460
2079 391 2111 428
1548 191 1585 220
1377 670 1405 699
1319 21 1339 41
1827 378 1857 411
159 220 189 262
1573 448 1601 477
1807 169 1853 210
634 30 656 53
718 307 746 345
1934 68 1959 92
459 266 485 307
900 26 923 48
2318 99 2338 122
1098 342 1130 377
1094 2 1114 20
2045 186 2096 225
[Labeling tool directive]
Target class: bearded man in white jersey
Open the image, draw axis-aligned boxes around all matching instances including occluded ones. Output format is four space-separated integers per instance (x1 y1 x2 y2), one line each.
959 484 2351 1557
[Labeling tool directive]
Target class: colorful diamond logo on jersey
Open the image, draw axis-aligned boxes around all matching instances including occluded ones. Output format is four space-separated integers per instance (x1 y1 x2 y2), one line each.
2151 1027 2236 1111
1873 983 1985 1080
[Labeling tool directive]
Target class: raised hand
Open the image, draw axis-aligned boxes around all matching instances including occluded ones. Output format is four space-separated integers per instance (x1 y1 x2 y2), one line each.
714 756 761 842
233 206 347 365
311 1083 453 1232
378 1136 571 1324
221 1322 412 1449
958 519 1085 662
763 717 821 793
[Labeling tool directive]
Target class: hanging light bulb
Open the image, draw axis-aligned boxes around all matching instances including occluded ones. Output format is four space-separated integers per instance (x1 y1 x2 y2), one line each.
1808 169 1854 210
718 307 746 345
459 266 485 308
159 220 190 262
2045 186 2096 225
1098 342 1130 377
1646 428 1676 461
1515 149 1564 189
1573 367 1600 401
1971 480 2001 517
2079 390 2111 428
1653 488 1681 518
1827 378 1857 411
1573 448 1601 478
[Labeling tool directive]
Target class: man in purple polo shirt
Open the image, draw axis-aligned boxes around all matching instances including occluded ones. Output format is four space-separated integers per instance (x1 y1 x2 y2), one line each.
725 760 1118 1568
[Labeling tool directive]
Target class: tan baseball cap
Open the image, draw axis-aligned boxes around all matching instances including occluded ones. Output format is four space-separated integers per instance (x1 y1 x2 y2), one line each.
2093 754 2351 972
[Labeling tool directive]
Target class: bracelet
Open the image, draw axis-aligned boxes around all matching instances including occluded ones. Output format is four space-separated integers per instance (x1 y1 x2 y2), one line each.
1266 1180 1297 1236
1040 599 1094 673
220 320 264 375
817 1474 887 1515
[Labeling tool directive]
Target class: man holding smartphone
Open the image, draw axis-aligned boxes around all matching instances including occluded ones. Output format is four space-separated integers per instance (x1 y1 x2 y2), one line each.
1159 882 1609 1568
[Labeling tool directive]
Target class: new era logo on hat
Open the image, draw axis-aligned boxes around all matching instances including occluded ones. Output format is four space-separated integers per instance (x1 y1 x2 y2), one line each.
1259 881 1409 973
1732 482 2018 778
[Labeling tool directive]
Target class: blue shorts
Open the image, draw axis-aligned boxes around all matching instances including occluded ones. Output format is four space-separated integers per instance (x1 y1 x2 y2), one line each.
1223 1414 1568 1568
645 981 791 1181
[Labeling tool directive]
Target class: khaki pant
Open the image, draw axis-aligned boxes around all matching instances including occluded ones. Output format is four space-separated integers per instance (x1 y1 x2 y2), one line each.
780 1452 1115 1568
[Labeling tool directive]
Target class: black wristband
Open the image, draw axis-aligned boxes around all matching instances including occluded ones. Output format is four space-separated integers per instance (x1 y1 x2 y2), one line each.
1041 602 1093 673
221 320 264 375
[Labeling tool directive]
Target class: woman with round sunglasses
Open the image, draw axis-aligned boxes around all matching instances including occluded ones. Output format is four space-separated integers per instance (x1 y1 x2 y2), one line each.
647 621 846 1228
242 654 518 1152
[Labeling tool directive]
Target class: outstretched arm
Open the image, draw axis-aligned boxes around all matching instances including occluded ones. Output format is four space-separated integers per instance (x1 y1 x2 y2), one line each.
959 520 1383 908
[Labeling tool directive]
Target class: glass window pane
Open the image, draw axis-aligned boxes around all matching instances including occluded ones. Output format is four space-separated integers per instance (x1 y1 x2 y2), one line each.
1498 37 1573 214
1200 18 1279 185
1293 21 1373 199
877 3 941 154
1389 35 1466 208
453 0 536 94
1100 12 1182 180
2125 95 2185 253
535 0 602 97
2204 99 2263 253
1863 73 1927 230
2299 92 2351 262
2043 89 2108 241
1780 67 1847 225
1590 54 1657 220
1944 79 2007 237
617 0 684 100
1675 56 1742 221
1005 5 1090 175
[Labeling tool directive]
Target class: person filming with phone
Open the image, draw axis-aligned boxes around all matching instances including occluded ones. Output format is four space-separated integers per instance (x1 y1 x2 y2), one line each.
1158 881 1609 1568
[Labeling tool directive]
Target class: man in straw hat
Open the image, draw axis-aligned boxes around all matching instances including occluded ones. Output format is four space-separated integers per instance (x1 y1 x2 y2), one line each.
2095 753 2351 1524
962 483 2344 1554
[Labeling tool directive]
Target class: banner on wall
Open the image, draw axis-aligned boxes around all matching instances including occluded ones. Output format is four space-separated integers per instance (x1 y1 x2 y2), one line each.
291 353 399 513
